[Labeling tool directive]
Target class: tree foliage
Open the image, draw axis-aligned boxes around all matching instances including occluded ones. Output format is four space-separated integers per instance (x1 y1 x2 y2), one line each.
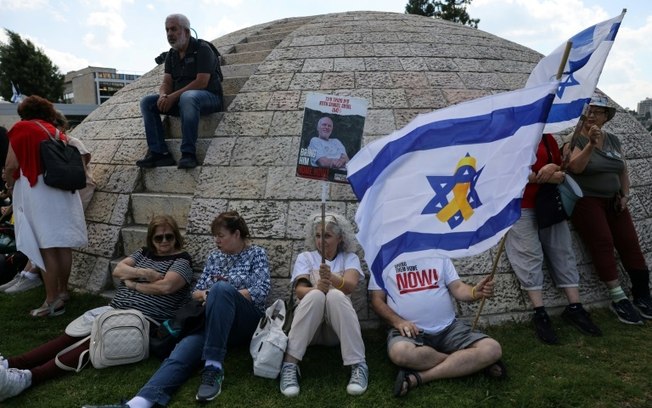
0 29 64 102
405 0 480 28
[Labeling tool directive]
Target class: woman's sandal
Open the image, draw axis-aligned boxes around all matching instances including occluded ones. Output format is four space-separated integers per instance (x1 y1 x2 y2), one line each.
483 359 508 380
393 369 423 397
30 298 65 317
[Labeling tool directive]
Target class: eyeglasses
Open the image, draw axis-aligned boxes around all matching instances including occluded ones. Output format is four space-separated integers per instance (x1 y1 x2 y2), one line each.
153 233 175 243
587 109 607 117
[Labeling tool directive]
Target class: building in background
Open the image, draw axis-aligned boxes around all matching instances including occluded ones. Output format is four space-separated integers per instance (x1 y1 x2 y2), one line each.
63 67 141 105
638 98 652 117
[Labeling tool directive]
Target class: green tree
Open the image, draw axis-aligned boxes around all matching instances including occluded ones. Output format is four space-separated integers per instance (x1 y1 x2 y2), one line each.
0 29 64 102
405 0 480 28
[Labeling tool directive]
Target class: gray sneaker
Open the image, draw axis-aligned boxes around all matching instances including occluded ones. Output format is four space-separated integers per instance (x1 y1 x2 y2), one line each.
0 274 20 292
347 362 369 395
195 366 223 402
279 363 300 397
0 367 32 402
4 275 42 294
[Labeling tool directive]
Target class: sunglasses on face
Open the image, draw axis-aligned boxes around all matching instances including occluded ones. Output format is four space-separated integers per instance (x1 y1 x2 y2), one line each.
153 233 175 243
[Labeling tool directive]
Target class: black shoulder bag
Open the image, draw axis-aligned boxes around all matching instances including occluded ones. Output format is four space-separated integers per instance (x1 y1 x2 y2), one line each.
34 121 86 192
534 137 568 229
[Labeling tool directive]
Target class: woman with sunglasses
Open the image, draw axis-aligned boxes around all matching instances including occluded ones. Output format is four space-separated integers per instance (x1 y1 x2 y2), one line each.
84 211 271 408
279 212 368 398
0 215 194 402
567 95 652 325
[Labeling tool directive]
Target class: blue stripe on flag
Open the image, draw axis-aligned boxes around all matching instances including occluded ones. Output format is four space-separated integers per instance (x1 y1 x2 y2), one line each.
370 199 522 293
348 94 554 201
545 98 591 124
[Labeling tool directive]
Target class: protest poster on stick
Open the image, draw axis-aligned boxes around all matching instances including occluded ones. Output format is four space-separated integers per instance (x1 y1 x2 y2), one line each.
296 92 367 184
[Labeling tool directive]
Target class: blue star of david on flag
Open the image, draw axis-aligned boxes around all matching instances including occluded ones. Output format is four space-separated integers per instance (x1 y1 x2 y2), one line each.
422 153 484 229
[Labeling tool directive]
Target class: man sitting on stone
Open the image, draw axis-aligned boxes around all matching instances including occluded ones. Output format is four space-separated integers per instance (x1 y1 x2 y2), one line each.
137 13 223 169
369 255 505 397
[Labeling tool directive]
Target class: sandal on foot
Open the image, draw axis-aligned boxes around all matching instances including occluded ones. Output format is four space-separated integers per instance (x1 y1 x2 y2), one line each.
30 299 65 317
483 359 507 379
393 369 422 397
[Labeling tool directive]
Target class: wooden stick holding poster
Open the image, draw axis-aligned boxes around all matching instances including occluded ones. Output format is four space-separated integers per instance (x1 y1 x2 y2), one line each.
296 92 367 264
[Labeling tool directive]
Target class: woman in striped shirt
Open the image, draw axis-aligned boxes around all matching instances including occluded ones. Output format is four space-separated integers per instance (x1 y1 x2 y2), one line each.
0 215 194 402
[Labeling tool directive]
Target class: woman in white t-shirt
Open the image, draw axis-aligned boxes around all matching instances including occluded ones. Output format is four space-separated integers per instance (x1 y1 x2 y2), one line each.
279 212 368 397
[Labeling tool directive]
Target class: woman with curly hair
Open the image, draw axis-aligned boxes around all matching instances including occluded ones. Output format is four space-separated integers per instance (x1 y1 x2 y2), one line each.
279 212 368 397
4 95 87 317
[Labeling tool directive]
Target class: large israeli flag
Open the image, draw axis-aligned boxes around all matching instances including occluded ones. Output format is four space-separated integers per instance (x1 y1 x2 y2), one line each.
527 11 625 134
347 82 558 292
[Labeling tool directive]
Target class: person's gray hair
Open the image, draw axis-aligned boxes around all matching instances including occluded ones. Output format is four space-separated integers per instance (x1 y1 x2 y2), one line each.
166 13 190 31
303 212 358 253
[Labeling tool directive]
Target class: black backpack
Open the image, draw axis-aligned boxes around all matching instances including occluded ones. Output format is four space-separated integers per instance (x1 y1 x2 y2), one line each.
198 39 224 82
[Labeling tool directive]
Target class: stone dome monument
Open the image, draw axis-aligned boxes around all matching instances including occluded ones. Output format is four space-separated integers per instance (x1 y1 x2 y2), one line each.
68 11 652 327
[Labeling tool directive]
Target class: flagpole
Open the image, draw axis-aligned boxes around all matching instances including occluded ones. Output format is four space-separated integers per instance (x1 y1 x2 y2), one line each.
471 234 507 330
320 181 328 264
555 41 573 81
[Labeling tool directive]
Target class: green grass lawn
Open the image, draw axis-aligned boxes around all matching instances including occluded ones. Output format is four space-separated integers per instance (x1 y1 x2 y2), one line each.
1 290 651 408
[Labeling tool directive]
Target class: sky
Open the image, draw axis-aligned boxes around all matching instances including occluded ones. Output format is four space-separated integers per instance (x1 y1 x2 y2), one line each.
1 0 650 110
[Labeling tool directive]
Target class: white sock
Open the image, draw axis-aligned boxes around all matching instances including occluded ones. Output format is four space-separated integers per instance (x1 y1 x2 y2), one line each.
205 360 222 371
126 396 153 408
21 271 40 280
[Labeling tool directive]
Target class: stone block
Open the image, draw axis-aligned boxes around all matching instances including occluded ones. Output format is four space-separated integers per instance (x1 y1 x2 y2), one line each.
288 73 322 90
85 222 121 258
256 59 304 74
320 72 355 89
186 198 230 234
302 58 334 72
266 91 301 110
163 113 222 139
239 73 294 92
286 201 347 239
131 193 193 228
269 110 304 136
85 191 119 224
215 111 274 136
231 136 295 167
228 200 288 238
222 50 273 65
142 166 200 194
363 109 396 135
228 92 272 111
458 72 509 90
372 89 408 109
355 71 393 88
197 166 267 199
121 226 148 257
255 239 295 278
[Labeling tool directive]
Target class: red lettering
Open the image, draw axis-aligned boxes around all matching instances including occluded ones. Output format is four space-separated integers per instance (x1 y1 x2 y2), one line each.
397 268 439 295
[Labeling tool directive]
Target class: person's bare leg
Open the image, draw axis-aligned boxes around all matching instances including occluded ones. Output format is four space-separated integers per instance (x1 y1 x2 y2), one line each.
39 248 61 304
563 287 581 304
390 338 502 384
56 247 72 298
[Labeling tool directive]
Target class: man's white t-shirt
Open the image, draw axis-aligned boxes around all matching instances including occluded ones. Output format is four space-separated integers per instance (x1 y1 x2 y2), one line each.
308 137 347 167
369 256 460 334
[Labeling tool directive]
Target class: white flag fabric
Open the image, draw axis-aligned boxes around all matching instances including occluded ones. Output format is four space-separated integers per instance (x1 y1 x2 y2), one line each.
10 82 20 104
526 11 625 134
347 82 558 292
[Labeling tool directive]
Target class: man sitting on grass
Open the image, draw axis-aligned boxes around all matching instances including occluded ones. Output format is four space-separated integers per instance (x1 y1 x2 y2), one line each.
369 254 506 397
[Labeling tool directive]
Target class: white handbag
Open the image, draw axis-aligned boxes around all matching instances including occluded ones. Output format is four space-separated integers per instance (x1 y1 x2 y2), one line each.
250 299 288 379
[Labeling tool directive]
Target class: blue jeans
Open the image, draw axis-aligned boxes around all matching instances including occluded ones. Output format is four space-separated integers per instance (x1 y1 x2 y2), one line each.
136 281 262 405
140 90 222 155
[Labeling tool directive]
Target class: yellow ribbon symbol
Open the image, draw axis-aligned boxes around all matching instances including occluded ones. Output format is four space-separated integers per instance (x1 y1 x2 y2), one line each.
436 155 477 223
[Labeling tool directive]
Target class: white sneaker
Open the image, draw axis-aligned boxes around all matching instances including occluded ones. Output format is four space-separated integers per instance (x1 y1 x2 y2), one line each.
0 274 20 292
0 367 32 402
4 275 42 294
0 354 7 369
279 363 300 397
346 363 369 395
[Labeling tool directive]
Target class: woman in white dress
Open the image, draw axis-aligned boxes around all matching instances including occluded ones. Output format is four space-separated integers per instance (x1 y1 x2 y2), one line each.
5 95 88 317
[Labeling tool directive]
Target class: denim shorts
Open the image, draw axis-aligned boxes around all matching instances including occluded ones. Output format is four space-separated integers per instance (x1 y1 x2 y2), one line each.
387 319 488 355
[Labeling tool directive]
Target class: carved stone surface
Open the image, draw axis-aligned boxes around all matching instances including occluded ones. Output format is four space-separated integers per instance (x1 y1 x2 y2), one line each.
67 11 651 331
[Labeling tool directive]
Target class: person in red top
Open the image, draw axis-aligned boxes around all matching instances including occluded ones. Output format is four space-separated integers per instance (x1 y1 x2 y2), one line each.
503 134 601 345
4 96 87 317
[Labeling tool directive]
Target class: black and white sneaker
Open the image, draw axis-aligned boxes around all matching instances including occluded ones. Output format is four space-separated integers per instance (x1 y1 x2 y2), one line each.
610 299 644 325
633 296 652 320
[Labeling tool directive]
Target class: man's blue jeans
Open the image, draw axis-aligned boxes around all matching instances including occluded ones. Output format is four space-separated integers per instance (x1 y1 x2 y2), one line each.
140 90 221 156
136 281 262 405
